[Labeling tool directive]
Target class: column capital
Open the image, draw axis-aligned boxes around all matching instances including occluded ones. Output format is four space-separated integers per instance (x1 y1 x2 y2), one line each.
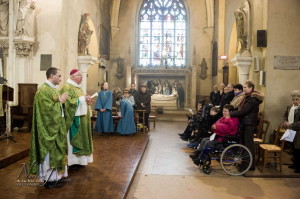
14 36 35 57
0 37 9 56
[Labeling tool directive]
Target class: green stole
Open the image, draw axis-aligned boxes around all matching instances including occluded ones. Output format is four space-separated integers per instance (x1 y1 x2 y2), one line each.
60 82 93 156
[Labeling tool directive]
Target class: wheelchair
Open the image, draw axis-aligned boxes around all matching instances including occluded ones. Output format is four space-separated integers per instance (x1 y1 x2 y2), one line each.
197 135 253 176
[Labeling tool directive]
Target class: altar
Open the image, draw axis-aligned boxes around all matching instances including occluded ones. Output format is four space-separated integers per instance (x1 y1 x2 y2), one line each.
151 94 178 110
132 68 193 110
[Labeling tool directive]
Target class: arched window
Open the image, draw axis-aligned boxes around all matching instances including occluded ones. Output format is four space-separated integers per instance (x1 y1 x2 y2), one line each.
138 0 187 68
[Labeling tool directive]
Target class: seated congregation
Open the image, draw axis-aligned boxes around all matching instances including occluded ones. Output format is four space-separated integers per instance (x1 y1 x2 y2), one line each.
179 81 300 174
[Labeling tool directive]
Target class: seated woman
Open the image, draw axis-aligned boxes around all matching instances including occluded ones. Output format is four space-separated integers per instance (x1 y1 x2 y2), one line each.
179 102 204 141
191 104 239 165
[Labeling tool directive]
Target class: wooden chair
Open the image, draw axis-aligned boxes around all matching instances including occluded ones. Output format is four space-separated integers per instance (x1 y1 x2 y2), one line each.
149 106 157 130
135 110 147 133
257 124 285 172
254 119 270 144
112 107 118 116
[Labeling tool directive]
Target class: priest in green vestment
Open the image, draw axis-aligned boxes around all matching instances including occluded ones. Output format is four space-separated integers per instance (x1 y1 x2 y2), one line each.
60 69 93 167
29 67 69 187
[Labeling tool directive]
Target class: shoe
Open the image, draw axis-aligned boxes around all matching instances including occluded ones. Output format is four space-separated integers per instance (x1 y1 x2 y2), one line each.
69 164 85 170
178 133 185 136
44 180 64 188
192 158 200 166
189 154 196 159
288 165 296 169
249 167 255 171
295 169 300 173
188 143 198 148
181 137 188 141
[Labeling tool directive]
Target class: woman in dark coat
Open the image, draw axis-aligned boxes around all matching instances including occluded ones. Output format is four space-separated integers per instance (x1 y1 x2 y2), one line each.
229 80 264 170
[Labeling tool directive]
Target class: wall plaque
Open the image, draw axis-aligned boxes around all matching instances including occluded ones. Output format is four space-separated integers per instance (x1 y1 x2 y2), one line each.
40 54 52 71
274 56 300 70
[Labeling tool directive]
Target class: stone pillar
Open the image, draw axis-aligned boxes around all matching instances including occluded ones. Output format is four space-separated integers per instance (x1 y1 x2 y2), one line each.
14 36 35 83
231 51 252 84
191 65 197 109
126 65 132 87
77 55 98 94
0 37 9 79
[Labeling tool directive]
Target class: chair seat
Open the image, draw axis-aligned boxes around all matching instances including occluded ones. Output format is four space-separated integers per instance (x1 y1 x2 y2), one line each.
12 114 28 120
254 138 263 143
149 115 156 119
259 144 281 151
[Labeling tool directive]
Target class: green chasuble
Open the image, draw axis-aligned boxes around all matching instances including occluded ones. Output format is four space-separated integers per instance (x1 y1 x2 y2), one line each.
60 82 93 156
29 83 68 175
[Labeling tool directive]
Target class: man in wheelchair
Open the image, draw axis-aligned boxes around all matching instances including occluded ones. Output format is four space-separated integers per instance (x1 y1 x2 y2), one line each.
190 104 239 166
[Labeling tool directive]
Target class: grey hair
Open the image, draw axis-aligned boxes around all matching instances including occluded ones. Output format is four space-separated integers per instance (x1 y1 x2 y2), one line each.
291 90 300 98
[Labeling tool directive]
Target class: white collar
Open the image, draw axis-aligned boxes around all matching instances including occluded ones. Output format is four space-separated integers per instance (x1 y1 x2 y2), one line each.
45 80 57 88
67 79 81 88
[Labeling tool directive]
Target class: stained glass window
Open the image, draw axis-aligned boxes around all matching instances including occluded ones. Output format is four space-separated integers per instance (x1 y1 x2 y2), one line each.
138 0 187 68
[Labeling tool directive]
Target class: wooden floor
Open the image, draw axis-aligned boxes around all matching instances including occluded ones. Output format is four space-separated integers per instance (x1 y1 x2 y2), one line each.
0 132 30 169
0 132 149 199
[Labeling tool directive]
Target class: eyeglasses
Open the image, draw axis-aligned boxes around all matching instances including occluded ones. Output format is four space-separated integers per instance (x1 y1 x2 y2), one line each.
54 74 61 78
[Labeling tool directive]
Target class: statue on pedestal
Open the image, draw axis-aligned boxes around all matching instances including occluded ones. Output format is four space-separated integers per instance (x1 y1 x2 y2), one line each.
0 0 9 37
234 0 250 54
199 58 208 80
78 13 93 55
16 0 35 37
113 57 124 79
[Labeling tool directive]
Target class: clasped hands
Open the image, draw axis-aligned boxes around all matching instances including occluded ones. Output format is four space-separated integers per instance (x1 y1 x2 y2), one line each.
59 93 93 105
59 92 68 103
283 121 290 128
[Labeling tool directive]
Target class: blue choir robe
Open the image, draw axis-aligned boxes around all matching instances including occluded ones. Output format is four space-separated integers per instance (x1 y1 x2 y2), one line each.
117 98 136 135
94 90 114 133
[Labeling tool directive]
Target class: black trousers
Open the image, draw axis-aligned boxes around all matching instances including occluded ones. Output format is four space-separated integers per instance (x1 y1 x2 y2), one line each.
293 146 300 169
183 124 193 138
240 125 256 168
138 112 149 128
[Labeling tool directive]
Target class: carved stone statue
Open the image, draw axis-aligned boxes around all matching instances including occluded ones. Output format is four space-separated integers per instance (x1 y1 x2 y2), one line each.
113 57 124 79
163 80 171 95
16 0 35 37
234 0 250 53
199 58 208 80
78 13 93 55
0 0 9 37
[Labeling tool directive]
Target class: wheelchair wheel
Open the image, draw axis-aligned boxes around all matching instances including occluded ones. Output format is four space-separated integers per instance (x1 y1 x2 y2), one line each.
202 165 212 174
220 144 252 176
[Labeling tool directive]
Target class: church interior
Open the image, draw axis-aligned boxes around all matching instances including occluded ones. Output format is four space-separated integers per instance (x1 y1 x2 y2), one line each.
0 0 300 198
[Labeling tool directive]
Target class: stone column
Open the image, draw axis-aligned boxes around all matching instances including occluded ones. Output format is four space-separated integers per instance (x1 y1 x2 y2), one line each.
191 65 197 109
14 36 35 83
77 55 98 94
0 37 9 79
231 51 252 84
126 65 132 87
